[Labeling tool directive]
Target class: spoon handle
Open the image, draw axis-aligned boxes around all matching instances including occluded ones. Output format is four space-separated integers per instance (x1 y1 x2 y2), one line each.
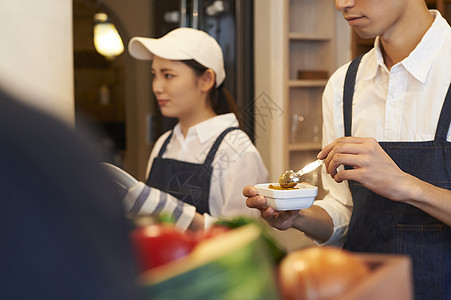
296 159 324 177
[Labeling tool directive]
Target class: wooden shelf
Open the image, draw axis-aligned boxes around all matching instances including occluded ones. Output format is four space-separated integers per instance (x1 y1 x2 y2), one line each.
288 80 327 88
288 142 322 151
288 32 331 41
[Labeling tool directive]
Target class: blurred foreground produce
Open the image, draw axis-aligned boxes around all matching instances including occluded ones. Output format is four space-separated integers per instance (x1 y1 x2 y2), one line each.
139 224 280 300
194 224 230 241
129 216 412 300
279 246 370 300
130 223 197 272
215 216 286 262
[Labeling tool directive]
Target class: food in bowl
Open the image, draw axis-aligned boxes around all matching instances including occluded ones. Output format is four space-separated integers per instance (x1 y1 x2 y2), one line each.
268 184 299 190
254 183 318 210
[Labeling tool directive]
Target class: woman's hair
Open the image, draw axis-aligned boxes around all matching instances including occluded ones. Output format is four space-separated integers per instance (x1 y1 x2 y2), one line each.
181 60 242 127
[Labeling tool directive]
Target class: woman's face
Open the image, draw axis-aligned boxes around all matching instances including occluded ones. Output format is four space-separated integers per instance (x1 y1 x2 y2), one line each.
151 56 206 119
335 0 407 40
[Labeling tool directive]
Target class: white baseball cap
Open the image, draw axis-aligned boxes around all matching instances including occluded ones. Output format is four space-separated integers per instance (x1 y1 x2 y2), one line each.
128 28 226 87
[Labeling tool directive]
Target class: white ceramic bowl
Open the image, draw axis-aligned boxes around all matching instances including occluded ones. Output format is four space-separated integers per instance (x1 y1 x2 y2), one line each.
254 183 318 210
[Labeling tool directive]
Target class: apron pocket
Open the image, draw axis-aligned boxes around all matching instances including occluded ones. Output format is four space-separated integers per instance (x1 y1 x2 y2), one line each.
396 224 444 300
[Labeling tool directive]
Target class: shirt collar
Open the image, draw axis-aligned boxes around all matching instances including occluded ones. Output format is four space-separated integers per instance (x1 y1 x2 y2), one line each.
173 113 239 144
358 39 382 82
352 37 382 83
401 10 448 84
361 10 448 84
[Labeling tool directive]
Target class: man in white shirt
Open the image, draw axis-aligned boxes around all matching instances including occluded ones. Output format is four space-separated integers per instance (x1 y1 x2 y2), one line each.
245 1 450 299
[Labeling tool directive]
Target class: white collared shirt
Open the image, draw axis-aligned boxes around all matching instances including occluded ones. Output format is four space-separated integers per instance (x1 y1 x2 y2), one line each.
147 113 269 226
315 10 451 246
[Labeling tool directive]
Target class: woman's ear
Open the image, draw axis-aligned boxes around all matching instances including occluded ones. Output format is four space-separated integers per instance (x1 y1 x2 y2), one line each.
199 69 216 92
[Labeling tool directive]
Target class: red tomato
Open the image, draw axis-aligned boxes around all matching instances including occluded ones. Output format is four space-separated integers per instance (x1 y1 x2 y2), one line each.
130 224 197 272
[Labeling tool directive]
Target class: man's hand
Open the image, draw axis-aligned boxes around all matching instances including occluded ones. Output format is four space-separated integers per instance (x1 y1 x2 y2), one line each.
243 185 299 231
317 137 415 201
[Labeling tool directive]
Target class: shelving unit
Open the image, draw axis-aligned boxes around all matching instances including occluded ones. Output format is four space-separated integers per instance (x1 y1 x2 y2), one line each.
254 0 351 251
282 0 338 199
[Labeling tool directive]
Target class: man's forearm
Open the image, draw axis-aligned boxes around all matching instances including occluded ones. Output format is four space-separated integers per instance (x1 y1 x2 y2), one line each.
293 206 334 243
403 174 451 227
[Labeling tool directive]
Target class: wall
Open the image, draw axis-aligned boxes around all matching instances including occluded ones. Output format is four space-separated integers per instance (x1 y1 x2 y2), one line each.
253 0 286 182
0 0 74 123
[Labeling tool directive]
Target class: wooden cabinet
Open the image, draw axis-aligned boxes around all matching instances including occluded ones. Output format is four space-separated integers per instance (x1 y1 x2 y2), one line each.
352 0 451 58
74 66 125 123
282 0 340 198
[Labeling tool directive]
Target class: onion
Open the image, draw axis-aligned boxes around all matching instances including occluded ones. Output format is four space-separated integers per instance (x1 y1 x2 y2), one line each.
279 246 370 300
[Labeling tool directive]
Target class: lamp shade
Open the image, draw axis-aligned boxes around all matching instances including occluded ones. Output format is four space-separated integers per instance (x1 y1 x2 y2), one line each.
93 13 124 59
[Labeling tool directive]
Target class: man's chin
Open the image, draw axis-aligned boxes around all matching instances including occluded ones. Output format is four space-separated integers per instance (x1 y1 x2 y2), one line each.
354 29 377 41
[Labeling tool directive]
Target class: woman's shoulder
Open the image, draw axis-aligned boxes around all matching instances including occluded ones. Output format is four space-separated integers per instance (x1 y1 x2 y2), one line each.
150 130 173 156
218 128 260 157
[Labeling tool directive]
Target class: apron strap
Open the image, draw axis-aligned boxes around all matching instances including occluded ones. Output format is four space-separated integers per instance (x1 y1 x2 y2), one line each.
343 55 364 137
203 127 241 167
434 83 451 141
157 131 174 157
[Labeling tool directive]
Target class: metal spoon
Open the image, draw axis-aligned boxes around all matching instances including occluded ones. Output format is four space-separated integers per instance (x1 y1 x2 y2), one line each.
279 159 324 188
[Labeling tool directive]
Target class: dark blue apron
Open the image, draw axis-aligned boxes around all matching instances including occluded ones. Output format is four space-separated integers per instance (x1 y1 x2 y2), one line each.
342 55 451 300
146 127 240 215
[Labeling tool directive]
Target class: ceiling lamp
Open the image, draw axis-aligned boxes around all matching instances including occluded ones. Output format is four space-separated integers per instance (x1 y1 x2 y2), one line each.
93 12 124 59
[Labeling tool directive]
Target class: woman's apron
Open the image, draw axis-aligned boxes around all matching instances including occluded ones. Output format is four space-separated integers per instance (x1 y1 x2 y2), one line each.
146 127 240 215
342 55 451 300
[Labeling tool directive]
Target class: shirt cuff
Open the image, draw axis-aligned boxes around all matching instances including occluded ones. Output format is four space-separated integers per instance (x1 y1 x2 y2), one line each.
125 182 196 231
203 213 218 230
313 199 351 247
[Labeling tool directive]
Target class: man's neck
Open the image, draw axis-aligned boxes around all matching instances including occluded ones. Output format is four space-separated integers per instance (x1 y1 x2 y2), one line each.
380 6 434 70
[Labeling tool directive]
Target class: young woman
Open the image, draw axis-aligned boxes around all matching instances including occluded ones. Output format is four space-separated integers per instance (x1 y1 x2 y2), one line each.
127 28 268 230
